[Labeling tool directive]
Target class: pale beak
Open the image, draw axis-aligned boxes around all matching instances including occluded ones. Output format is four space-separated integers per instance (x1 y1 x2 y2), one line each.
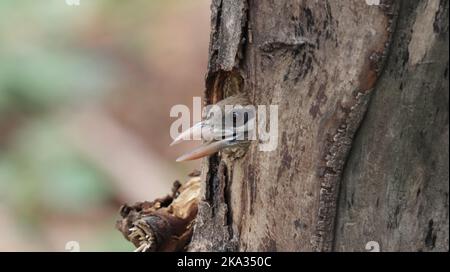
172 114 254 161
175 138 235 162
170 122 204 146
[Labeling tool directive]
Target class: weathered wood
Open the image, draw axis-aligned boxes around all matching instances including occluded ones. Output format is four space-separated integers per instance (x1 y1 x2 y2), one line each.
116 174 201 252
188 0 448 252
334 0 449 252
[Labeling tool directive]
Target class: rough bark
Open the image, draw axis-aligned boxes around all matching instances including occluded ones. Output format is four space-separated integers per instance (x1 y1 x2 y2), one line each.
334 0 449 252
188 0 448 252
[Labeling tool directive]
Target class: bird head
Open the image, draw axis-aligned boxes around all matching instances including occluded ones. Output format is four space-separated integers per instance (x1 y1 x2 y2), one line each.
171 94 255 161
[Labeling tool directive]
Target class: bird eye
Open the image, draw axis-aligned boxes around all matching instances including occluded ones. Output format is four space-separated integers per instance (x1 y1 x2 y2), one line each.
231 111 250 127
243 112 249 124
206 109 217 120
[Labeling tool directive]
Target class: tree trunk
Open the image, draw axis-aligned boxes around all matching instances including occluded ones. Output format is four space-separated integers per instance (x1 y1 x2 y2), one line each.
188 0 449 252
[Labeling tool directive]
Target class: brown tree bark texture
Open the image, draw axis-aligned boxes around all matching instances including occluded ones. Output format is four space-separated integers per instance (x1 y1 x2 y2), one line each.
188 0 449 252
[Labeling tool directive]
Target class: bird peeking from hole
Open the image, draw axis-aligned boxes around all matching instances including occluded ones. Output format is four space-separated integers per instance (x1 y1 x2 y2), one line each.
171 94 255 162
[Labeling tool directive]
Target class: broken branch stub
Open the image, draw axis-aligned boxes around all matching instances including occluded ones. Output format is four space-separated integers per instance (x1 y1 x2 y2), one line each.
116 173 201 252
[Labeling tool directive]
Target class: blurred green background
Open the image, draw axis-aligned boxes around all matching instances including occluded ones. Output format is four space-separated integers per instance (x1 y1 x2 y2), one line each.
0 0 208 251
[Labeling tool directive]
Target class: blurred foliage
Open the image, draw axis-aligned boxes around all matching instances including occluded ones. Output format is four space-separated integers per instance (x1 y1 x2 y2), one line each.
0 118 113 216
0 0 205 251
0 0 180 251
0 1 118 217
0 51 114 113
0 1 118 114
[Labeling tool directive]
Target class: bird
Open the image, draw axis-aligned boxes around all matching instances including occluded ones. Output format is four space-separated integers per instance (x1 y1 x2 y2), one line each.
171 93 255 162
